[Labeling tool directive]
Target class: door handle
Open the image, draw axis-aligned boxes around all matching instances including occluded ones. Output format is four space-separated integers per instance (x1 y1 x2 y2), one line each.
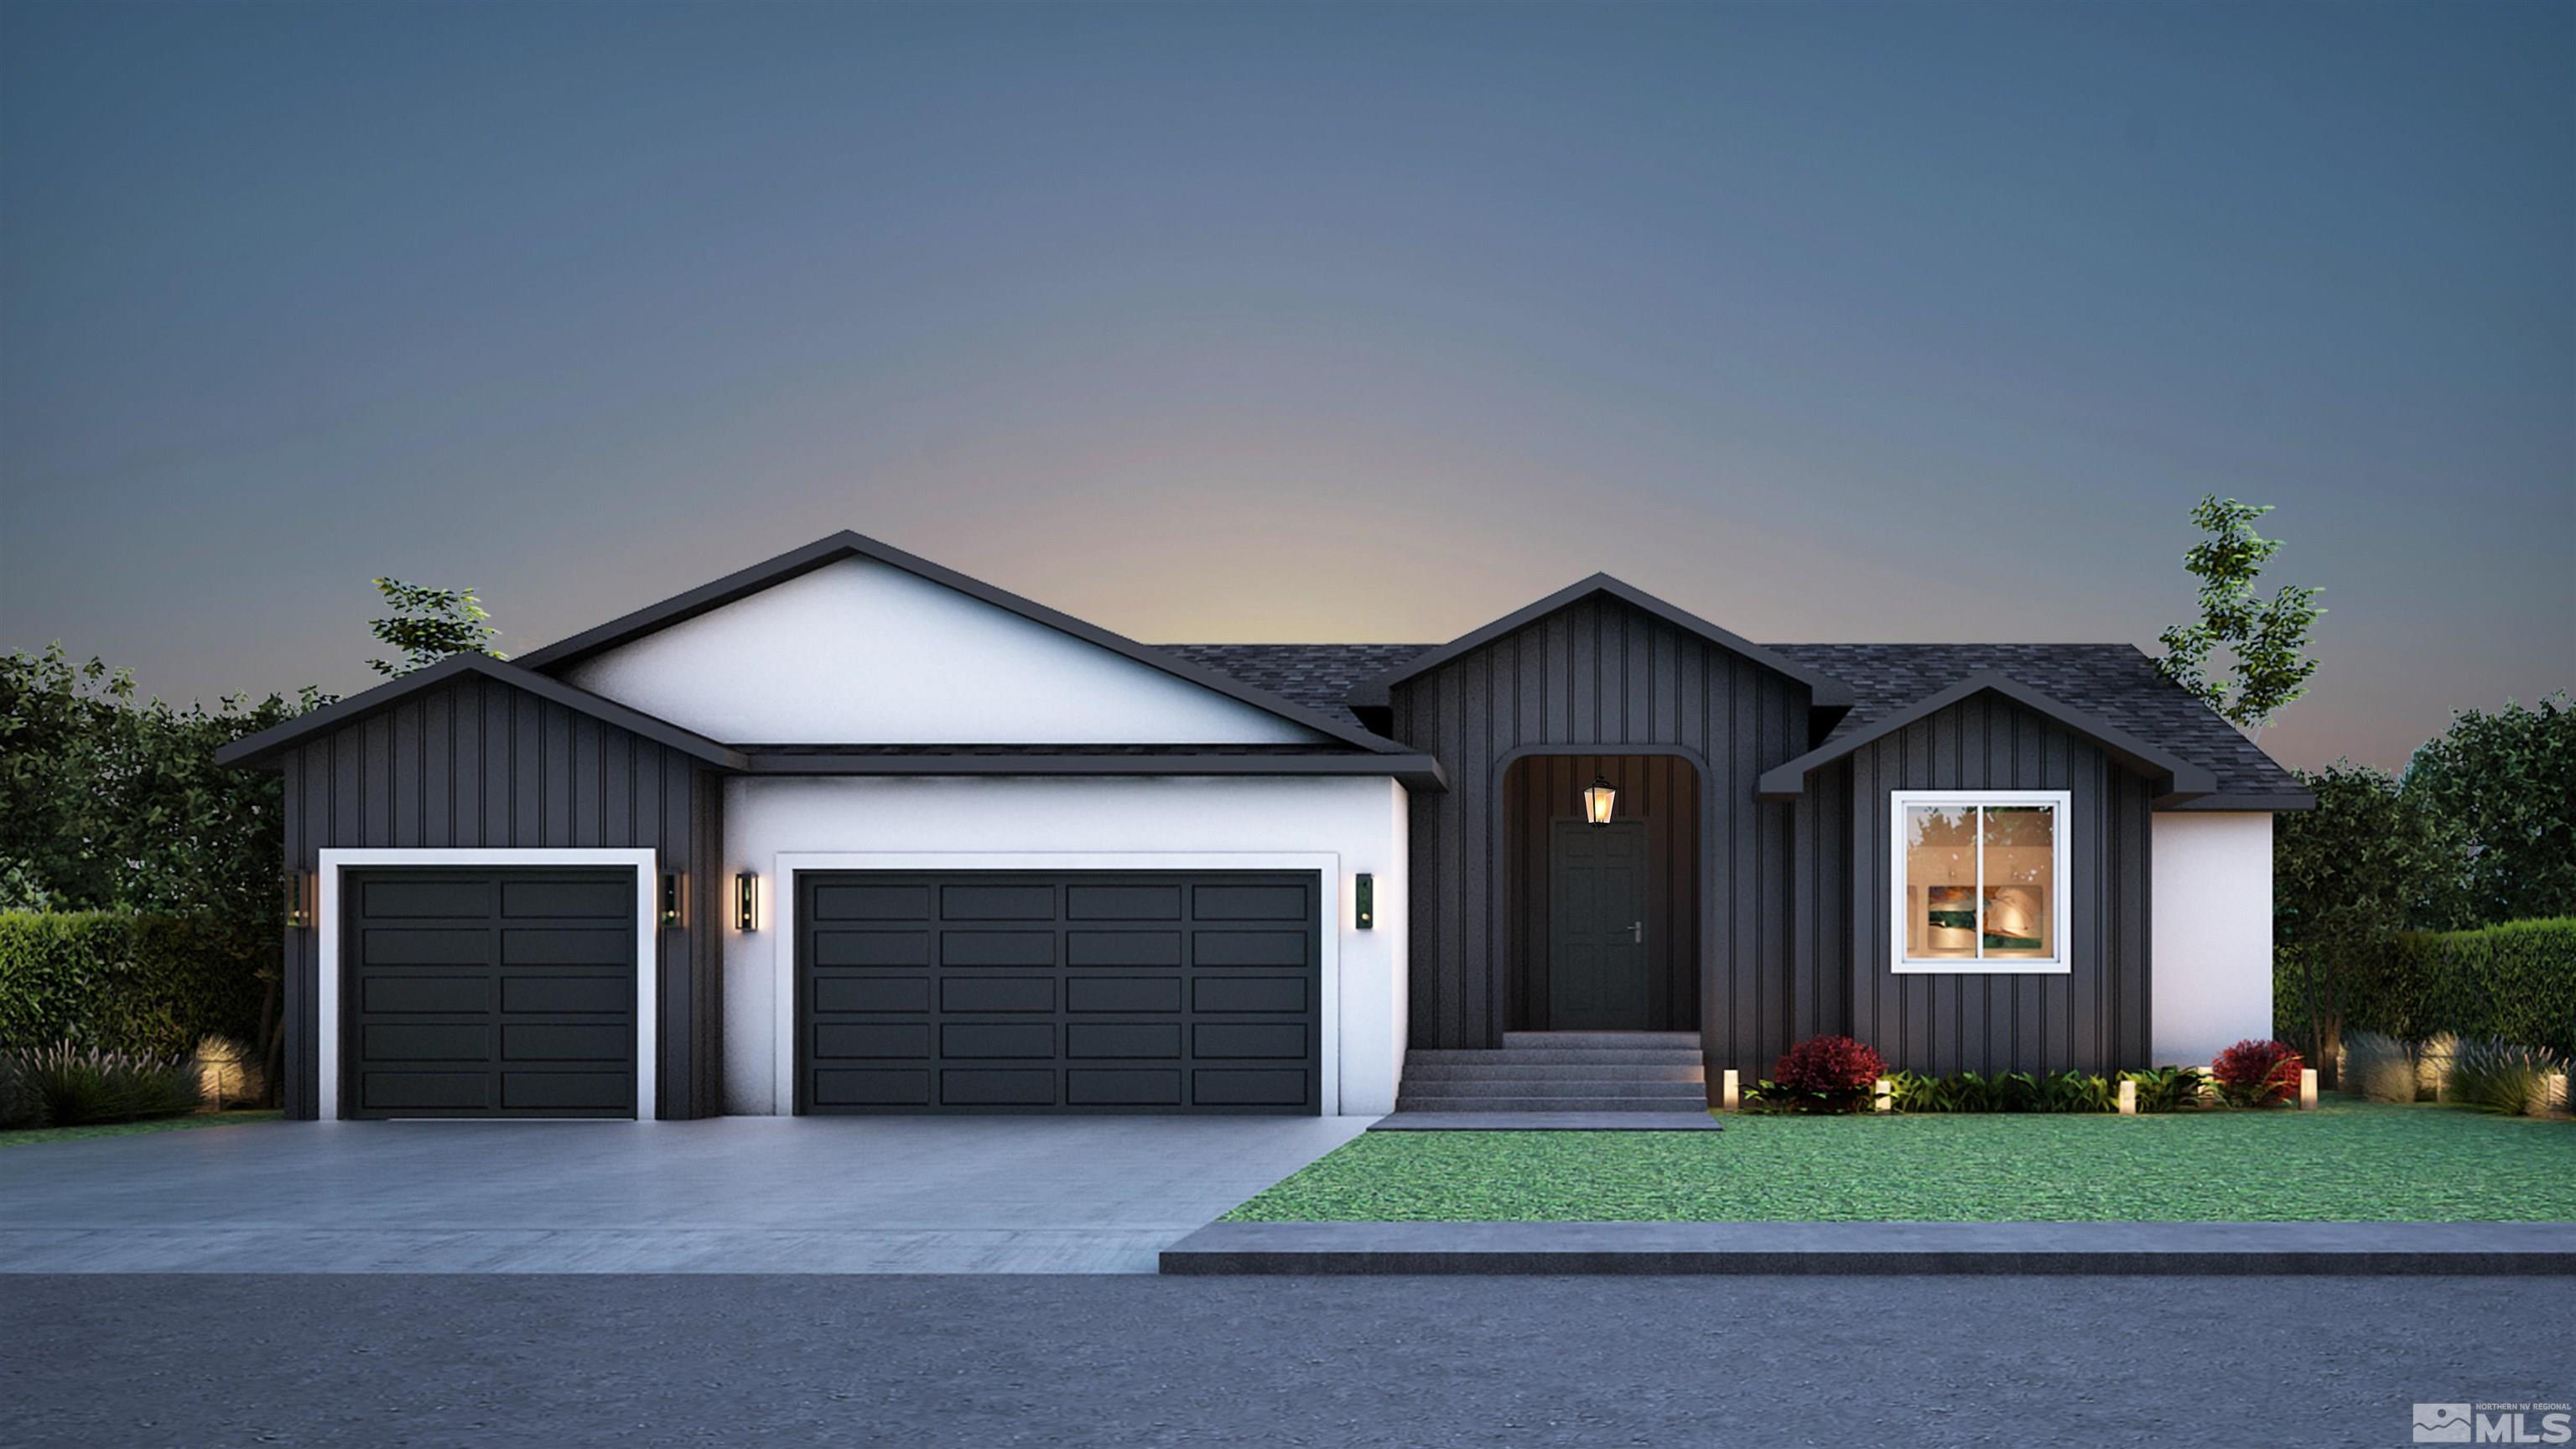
1628 921 1643 944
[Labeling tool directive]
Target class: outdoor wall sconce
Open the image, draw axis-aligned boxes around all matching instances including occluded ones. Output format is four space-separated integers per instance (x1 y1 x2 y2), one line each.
1720 1069 1740 1112
283 870 315 931
2116 1079 2137 1115
734 872 759 932
661 872 685 928
1354 873 1374 930
1581 774 1618 827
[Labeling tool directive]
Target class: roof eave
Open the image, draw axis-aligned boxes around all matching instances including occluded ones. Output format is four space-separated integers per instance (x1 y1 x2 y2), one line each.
1753 671 2215 801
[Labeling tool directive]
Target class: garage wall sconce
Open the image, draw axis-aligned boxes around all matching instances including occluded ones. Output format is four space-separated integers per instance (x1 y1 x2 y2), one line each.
283 870 316 931
661 872 685 928
1354 874 1374 930
733 872 760 932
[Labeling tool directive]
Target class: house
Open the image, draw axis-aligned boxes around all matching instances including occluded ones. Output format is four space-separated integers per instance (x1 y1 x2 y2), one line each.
217 531 2312 1120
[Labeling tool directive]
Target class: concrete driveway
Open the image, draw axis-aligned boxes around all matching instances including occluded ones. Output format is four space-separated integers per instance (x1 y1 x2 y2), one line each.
0 1115 1369 1274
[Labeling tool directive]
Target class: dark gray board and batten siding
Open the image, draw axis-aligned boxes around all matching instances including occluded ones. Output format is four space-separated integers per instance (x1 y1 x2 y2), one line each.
1793 689 2153 1076
1389 594 1809 1068
278 672 724 1119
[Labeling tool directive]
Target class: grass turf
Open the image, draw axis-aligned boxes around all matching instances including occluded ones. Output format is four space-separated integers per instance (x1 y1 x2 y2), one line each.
0 1109 281 1149
1223 1102 2576 1222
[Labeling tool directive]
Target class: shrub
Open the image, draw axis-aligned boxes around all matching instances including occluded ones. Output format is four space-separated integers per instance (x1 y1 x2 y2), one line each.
1889 1069 2118 1113
2120 1066 2208 1113
1767 1036 1886 1113
192 1035 263 1111
0 1052 36 1129
2212 1039 2304 1108
2283 918 2576 1062
10 1041 203 1126
0 911 265 1058
2444 1037 2570 1117
2340 1031 2420 1104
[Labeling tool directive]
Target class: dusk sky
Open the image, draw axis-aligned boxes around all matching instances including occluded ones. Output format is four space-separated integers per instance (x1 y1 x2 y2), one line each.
3 0 2568 771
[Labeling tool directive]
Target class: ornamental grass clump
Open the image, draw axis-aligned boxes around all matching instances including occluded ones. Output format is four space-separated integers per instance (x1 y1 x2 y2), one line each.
2211 1038 2304 1109
8 1041 203 1126
2340 1031 2419 1104
1763 1035 1886 1114
2445 1037 2569 1118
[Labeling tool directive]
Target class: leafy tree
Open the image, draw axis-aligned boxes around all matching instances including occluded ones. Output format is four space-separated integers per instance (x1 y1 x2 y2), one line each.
2272 761 2462 1083
2404 693 2576 926
2155 496 2323 740
367 578 505 677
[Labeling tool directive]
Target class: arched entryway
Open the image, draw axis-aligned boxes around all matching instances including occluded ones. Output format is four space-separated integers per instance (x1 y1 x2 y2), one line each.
1499 750 1704 1033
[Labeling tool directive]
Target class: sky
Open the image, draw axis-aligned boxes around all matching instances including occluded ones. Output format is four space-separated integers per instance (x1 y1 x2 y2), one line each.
2 0 2568 772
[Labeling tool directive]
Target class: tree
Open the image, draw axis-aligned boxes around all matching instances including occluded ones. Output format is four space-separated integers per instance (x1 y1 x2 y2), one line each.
2404 692 2576 927
2272 761 2462 1083
2155 496 2323 740
367 578 505 677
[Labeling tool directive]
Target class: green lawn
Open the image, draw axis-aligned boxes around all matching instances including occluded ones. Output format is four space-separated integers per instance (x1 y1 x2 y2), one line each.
0 1109 281 1149
1227 1103 2576 1222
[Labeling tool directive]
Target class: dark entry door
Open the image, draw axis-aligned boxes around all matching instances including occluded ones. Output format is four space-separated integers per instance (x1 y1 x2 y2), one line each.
1547 820 1650 1030
342 868 637 1119
796 870 1321 1114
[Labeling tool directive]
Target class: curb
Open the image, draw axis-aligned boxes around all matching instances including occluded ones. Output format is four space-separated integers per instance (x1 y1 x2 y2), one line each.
1159 1220 2576 1275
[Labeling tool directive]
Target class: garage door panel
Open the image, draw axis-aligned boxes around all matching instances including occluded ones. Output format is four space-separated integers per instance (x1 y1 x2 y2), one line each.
361 880 491 918
501 975 630 1014
363 929 491 965
502 1023 631 1062
941 1069 1056 1106
813 884 930 922
363 1023 491 1061
345 868 636 1119
501 879 630 919
813 930 929 968
798 870 1317 1114
364 976 492 1014
361 1072 491 1111
814 1069 930 1106
1067 1068 1183 1106
938 932 1055 967
940 977 1054 1012
1192 930 1308 967
814 1022 931 1058
1192 977 1306 1013
1066 1022 1182 1059
813 976 929 1014
1066 886 1182 920
1067 978 1183 1014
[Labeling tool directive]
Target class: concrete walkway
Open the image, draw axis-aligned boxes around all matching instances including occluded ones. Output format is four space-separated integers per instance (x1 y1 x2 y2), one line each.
0 1115 1368 1274
1161 1219 2576 1275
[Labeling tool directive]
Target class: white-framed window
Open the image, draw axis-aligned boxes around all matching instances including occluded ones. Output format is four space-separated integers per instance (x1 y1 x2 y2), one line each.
1890 790 2070 974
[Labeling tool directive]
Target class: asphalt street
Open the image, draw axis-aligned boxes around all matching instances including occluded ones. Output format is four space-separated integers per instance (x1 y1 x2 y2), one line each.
7 1273 2566 1447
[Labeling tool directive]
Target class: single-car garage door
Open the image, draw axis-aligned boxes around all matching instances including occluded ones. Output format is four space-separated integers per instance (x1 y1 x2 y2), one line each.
796 870 1321 1114
342 868 638 1119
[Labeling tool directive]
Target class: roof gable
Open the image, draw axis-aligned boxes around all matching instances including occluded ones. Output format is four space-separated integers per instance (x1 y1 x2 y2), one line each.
1754 672 2217 802
213 654 749 771
1346 574 1855 709
516 532 1407 753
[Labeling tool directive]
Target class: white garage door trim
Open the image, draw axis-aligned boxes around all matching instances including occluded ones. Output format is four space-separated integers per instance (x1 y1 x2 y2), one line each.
770 851 1343 1116
316 848 661 1121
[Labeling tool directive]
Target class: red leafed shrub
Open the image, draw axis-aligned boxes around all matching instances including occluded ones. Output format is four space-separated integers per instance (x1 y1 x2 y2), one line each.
1768 1036 1887 1113
2211 1038 2304 1108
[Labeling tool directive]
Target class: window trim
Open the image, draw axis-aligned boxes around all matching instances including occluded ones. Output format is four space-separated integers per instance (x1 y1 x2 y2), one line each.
1889 789 2072 976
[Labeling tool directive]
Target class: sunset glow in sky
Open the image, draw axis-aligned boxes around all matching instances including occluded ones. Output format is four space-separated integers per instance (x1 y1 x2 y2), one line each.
3 1 2569 771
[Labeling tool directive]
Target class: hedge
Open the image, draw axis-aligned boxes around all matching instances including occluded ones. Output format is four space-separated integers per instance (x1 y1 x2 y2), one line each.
0 911 267 1057
2277 917 2576 1059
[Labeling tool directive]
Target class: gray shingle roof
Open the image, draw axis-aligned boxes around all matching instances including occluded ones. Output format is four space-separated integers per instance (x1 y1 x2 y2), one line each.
1159 640 2307 803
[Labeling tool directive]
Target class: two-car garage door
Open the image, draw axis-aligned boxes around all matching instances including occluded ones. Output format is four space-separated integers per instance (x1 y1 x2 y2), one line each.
796 870 1322 1114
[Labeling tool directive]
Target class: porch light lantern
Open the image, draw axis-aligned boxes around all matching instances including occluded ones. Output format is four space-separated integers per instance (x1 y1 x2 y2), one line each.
1581 774 1618 827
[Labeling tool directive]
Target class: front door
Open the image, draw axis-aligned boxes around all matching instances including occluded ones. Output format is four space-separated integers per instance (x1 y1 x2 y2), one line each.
1546 819 1650 1030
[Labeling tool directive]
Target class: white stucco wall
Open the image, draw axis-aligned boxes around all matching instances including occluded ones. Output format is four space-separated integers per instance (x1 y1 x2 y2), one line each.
564 557 1327 745
2150 811 2275 1067
721 774 1410 1117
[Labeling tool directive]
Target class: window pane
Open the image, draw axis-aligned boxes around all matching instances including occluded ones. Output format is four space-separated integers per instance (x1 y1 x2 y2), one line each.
1981 805 2054 959
1903 805 1978 958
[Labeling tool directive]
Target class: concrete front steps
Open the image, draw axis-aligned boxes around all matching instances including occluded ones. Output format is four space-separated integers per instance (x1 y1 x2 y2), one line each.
1394 1031 1709 1114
